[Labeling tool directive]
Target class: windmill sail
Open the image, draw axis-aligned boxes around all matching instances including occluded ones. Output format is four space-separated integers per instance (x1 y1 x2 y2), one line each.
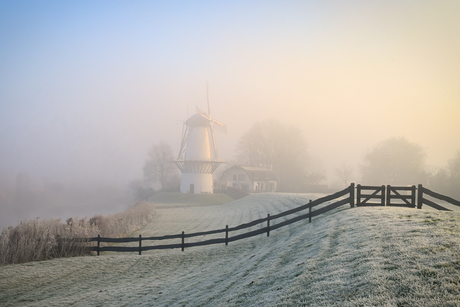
212 119 227 134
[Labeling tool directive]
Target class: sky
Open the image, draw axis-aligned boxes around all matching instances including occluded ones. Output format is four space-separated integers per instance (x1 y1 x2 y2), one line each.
1 0 459 189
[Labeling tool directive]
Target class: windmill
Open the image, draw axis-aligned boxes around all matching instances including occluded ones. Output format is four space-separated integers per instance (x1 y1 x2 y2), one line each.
174 87 227 193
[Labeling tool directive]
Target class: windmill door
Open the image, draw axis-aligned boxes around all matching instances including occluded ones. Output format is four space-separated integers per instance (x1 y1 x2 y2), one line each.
190 184 194 193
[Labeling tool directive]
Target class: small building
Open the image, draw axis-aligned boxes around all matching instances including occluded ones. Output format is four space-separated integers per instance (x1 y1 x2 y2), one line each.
220 165 277 193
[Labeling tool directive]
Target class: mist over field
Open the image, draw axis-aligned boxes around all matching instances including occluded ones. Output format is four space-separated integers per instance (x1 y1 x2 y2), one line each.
1 1 459 228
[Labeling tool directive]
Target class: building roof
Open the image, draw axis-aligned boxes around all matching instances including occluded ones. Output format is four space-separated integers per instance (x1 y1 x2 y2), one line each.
185 113 211 127
222 165 278 182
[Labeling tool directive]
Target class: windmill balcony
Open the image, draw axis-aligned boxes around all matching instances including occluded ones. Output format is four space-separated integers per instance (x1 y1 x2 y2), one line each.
174 159 225 174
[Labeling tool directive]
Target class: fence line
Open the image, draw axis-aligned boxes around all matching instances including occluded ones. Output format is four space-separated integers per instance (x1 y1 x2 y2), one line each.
92 184 354 255
91 183 460 255
417 184 460 211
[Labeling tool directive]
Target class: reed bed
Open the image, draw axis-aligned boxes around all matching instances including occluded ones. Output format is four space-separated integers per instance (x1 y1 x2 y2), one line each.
0 201 154 265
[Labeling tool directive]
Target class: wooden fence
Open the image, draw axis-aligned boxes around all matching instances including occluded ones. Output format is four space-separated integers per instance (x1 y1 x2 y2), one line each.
90 183 460 255
387 185 416 207
356 185 385 206
356 185 417 208
417 184 460 211
91 184 354 255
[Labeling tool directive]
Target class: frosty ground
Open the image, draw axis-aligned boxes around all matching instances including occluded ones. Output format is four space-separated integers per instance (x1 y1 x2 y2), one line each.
1 193 460 306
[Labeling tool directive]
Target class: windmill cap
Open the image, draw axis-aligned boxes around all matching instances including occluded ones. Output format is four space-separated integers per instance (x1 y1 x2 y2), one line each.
185 113 210 127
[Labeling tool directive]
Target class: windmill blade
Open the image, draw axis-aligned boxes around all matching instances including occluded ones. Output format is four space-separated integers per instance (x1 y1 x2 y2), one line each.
207 81 211 116
212 119 227 134
177 122 190 159
196 106 213 121
209 126 218 159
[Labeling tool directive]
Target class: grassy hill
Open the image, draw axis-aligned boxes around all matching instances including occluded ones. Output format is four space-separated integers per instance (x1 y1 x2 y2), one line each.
1 193 460 306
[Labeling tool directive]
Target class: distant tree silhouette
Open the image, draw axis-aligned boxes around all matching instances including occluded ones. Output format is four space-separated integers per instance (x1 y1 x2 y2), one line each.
143 141 178 191
334 163 354 187
305 173 326 185
361 137 427 185
429 151 460 199
236 120 312 192
128 179 155 201
448 151 460 186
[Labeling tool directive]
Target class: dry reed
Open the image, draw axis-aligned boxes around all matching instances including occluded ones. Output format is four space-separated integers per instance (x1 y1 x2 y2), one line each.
0 201 154 265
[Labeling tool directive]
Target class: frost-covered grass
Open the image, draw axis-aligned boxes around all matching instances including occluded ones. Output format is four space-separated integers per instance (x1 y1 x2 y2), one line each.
1 193 460 306
150 192 235 208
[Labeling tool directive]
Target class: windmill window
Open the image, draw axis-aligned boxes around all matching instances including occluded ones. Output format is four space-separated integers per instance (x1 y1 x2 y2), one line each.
233 174 237 180
238 174 246 181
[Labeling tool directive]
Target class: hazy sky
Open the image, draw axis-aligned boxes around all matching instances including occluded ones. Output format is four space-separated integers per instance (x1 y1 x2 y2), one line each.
1 1 459 187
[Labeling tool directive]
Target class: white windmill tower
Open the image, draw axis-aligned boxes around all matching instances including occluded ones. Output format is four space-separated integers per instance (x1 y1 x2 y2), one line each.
174 90 227 194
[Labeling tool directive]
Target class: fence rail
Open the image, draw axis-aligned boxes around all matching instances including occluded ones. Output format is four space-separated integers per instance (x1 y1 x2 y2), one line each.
91 184 354 255
90 183 459 255
417 184 460 211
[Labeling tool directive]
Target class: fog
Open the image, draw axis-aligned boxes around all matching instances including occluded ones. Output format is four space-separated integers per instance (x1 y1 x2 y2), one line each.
1 1 459 228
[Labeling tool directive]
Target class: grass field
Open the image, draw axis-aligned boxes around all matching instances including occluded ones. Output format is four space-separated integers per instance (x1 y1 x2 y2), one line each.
149 192 235 208
1 193 460 306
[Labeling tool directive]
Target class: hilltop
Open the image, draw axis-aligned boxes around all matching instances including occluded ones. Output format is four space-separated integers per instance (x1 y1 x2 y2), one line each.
1 193 460 306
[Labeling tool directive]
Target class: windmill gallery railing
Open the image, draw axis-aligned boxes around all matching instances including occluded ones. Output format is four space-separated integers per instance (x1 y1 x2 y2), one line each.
90 183 460 255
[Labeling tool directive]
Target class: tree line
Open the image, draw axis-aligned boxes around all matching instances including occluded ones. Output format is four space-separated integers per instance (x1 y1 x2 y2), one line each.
359 136 460 200
140 121 459 198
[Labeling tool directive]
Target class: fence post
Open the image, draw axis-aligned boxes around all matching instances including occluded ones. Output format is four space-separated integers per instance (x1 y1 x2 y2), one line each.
181 231 185 252
357 184 361 206
383 185 387 206
411 185 416 208
225 225 228 246
350 183 355 208
309 200 312 223
417 184 423 209
267 214 270 237
97 234 100 256
139 234 142 255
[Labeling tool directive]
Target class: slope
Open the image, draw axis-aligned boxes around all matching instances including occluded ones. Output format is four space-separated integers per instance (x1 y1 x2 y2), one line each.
1 193 460 306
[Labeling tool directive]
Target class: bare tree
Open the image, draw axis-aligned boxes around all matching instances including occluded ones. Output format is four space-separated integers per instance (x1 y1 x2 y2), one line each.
236 120 310 192
334 163 354 187
143 141 178 191
447 151 460 183
429 151 460 199
361 137 426 185
445 151 460 199
236 121 276 169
